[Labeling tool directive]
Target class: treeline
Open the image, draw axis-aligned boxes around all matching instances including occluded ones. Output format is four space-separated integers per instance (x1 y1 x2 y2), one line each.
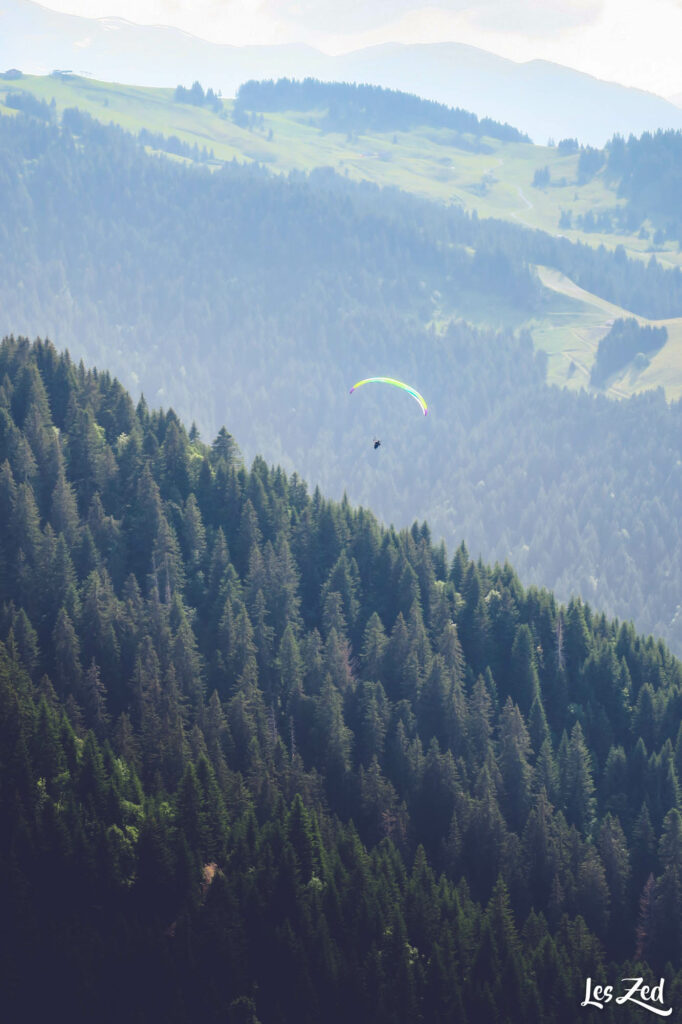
174 80 223 113
3 337 682 1020
138 125 215 163
590 318 668 387
455 212 682 320
566 129 682 243
2 88 56 122
59 105 216 163
607 130 682 242
577 145 605 184
234 77 529 143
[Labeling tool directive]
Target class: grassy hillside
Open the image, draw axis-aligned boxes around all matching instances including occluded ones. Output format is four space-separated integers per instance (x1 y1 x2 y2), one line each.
532 268 682 398
3 73 680 270
4 72 682 398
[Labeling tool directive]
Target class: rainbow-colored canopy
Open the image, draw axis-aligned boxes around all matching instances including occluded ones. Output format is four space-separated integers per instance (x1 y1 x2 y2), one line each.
349 377 428 415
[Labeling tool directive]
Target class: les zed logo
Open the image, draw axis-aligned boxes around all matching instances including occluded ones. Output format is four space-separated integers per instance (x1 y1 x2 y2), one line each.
582 977 672 1016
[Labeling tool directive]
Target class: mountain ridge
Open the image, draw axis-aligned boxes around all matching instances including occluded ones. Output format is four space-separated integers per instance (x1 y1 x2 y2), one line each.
4 0 682 145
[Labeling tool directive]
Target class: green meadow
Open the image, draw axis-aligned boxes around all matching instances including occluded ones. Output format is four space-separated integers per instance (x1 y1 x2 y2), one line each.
528 267 682 398
4 71 682 398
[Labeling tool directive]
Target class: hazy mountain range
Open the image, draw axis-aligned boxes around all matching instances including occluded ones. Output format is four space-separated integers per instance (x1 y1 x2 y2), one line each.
4 0 682 146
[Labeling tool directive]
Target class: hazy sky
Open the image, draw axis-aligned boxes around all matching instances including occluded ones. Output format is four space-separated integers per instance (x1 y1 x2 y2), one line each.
34 0 682 97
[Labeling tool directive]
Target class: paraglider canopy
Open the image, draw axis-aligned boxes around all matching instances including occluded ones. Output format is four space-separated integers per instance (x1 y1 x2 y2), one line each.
349 377 428 415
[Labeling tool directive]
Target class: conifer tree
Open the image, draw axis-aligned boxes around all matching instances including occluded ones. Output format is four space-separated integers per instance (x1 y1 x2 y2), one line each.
563 722 596 834
498 698 533 832
49 463 80 546
52 606 82 694
508 624 540 713
359 611 388 681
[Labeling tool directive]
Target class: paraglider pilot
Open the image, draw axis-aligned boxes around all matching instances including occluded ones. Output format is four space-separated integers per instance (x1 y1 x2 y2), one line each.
373 438 381 450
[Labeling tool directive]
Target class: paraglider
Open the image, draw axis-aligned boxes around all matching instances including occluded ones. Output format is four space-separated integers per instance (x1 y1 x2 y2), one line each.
349 377 428 416
373 438 381 450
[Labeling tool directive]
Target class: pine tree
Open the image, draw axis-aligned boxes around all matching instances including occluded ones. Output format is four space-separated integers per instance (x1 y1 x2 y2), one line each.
323 627 353 693
468 675 494 770
49 463 80 547
173 609 204 706
533 738 559 803
314 676 351 803
77 729 108 819
563 721 596 834
13 481 41 569
160 417 191 503
659 806 682 871
236 499 262 577
52 606 82 695
321 551 360 639
634 682 658 753
181 493 207 598
286 793 318 882
32 695 65 783
601 744 630 824
598 813 631 956
10 608 40 678
498 698 533 832
635 872 656 961
251 588 275 693
152 514 186 601
418 655 451 751
632 802 658 894
523 788 560 909
508 624 540 713
527 694 550 752
575 846 610 937
278 622 303 712
128 462 163 579
564 597 591 698
269 534 303 640
321 590 347 640
355 681 389 766
83 659 109 736
359 611 388 681
210 426 240 470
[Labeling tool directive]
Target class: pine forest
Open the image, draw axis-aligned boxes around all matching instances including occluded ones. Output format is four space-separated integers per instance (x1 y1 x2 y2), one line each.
2 337 682 1021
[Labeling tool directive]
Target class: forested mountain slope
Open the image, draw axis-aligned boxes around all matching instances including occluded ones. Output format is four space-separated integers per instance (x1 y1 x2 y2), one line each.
2 108 682 653
604 130 682 243
4 71 682 280
3 107 682 654
233 78 528 142
2 337 682 1021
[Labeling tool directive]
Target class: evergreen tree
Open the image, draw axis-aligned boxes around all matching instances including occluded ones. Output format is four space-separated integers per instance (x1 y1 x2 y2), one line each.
563 722 596 834
498 698 533 832
508 624 540 713
52 606 82 694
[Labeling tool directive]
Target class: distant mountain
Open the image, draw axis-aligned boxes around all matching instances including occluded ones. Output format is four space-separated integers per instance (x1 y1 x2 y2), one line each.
0 0 329 91
4 0 682 145
333 45 682 148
